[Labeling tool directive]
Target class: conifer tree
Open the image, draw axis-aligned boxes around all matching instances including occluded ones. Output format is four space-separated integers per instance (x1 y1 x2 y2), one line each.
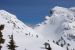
0 25 5 50
43 42 52 50
7 34 18 50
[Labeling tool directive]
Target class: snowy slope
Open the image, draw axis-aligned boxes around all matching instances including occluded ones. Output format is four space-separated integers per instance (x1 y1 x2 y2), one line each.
34 6 75 50
0 10 65 50
0 10 44 50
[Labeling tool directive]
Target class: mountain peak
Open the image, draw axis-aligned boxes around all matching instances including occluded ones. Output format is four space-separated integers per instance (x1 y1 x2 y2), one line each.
0 10 11 16
52 6 68 11
34 6 75 50
0 10 7 12
0 10 17 20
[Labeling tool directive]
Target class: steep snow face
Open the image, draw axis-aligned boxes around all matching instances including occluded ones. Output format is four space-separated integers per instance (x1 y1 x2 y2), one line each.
34 6 75 49
0 10 45 50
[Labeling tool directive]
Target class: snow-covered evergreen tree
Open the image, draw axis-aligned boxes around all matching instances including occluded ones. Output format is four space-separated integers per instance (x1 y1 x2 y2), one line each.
7 34 18 50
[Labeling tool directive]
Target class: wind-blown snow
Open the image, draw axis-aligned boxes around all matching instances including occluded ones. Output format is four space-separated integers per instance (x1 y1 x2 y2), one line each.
34 6 75 50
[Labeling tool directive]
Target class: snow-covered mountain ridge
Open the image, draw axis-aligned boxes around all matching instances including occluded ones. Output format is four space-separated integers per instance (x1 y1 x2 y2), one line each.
1 6 75 50
0 10 44 50
34 6 75 50
0 9 65 50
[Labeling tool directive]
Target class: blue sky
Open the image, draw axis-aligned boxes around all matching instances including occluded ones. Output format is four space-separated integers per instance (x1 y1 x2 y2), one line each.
0 0 75 25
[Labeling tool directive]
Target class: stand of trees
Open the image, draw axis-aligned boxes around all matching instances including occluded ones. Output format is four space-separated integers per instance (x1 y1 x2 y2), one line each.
0 25 5 50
